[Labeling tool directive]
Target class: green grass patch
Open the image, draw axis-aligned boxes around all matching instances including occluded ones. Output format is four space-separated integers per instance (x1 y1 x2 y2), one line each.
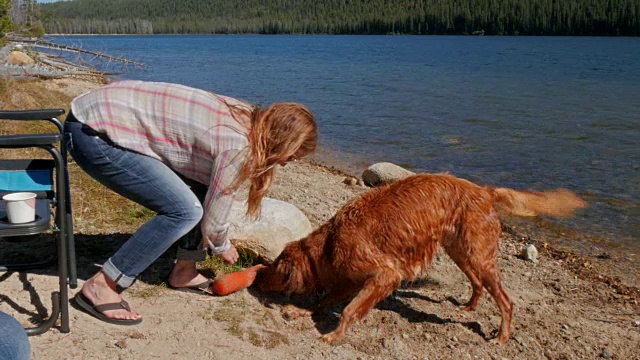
129 284 164 298
199 247 258 278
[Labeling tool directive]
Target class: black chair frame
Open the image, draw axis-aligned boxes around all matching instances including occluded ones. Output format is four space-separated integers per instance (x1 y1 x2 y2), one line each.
0 109 77 336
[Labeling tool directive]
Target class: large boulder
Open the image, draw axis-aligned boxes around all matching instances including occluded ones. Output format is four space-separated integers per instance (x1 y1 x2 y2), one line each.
362 162 415 187
7 51 35 66
228 197 312 260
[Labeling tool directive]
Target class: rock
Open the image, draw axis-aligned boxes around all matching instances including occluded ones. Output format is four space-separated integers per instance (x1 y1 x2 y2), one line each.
633 320 640 327
361 162 415 187
343 177 357 186
521 244 539 263
228 197 312 260
600 348 613 358
7 51 35 66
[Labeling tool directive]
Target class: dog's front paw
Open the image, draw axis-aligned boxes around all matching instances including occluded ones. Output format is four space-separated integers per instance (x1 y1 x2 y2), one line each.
490 334 509 345
320 332 341 345
458 304 476 314
281 304 313 320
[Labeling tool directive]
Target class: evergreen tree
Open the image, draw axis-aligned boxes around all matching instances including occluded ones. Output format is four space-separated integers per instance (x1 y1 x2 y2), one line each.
0 0 12 46
39 0 640 36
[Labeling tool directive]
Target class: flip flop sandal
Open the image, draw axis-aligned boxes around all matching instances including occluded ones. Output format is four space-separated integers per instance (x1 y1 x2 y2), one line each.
74 292 143 325
167 278 214 295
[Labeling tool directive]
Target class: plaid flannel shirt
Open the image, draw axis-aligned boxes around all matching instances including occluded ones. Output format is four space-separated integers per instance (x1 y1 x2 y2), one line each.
71 80 250 254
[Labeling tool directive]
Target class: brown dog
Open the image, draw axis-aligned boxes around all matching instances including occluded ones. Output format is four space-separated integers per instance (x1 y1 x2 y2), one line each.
257 173 587 344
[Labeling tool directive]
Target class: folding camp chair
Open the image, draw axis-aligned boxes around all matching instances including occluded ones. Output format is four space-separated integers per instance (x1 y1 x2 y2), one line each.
0 109 77 335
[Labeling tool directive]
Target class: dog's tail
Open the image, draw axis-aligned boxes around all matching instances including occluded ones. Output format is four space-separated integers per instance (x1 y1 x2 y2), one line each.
492 187 587 217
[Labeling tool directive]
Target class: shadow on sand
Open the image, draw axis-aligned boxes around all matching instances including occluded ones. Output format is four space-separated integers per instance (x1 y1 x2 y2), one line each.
0 232 179 327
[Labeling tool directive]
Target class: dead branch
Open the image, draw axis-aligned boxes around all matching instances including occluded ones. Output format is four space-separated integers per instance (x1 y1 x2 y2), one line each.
8 36 145 68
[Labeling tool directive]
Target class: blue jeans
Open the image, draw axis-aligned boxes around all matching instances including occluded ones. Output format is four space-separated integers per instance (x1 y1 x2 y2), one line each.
0 312 30 360
64 113 208 289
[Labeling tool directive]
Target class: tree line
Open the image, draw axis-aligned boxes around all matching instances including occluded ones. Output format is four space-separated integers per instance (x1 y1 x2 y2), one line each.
1 0 44 46
40 0 639 36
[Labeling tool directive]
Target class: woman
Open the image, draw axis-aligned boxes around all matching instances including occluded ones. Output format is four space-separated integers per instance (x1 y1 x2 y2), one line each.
64 80 317 324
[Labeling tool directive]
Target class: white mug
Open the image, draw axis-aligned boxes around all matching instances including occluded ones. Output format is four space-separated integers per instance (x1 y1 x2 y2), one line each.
2 192 37 224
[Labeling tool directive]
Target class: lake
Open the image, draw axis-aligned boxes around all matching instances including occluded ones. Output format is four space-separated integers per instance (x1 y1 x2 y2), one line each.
47 34 640 251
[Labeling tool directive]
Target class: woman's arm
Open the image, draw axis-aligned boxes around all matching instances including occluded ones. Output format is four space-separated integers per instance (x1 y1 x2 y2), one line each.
200 149 248 255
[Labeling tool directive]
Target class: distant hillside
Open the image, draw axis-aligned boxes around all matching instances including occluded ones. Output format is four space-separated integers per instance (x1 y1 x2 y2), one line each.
40 0 639 36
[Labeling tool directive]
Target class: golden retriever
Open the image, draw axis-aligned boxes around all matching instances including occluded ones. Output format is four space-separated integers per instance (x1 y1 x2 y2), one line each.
257 173 587 344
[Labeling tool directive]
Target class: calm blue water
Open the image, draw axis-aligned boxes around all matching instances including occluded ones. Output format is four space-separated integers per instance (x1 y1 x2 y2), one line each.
47 35 640 248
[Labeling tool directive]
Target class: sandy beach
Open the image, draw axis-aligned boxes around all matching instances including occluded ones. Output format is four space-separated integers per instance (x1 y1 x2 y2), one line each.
1 77 639 359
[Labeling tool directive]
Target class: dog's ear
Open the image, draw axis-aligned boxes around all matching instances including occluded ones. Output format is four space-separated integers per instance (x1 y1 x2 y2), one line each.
263 250 305 294
256 253 293 293
257 243 312 294
282 257 305 293
281 249 315 294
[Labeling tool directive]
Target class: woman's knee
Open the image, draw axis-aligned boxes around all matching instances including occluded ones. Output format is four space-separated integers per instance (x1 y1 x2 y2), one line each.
186 201 204 225
169 196 204 226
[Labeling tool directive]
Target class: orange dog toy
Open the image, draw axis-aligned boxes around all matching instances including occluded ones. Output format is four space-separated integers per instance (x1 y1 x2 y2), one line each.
210 264 266 296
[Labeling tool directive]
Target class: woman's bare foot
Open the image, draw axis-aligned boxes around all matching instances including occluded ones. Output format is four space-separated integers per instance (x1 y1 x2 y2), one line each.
81 272 141 320
167 259 210 288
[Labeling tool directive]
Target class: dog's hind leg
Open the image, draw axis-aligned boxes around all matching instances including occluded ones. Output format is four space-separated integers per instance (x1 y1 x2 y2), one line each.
320 268 402 345
479 265 513 344
443 240 484 311
447 229 512 342
455 262 484 312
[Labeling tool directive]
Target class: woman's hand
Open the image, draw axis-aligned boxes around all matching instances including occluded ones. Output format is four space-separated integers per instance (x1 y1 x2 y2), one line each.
219 245 239 264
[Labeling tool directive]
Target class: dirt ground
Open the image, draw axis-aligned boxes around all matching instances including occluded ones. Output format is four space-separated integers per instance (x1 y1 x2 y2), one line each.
0 160 638 360
1 78 639 359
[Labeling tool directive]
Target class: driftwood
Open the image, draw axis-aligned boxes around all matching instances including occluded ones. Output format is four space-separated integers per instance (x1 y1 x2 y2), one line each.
38 54 118 75
1 35 144 79
9 36 144 67
0 66 114 79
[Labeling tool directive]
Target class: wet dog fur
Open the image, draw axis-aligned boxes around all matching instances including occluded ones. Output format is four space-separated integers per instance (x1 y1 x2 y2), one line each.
257 173 587 344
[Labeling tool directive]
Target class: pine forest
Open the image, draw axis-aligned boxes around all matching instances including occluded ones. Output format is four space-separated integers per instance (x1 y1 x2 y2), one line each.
40 0 640 36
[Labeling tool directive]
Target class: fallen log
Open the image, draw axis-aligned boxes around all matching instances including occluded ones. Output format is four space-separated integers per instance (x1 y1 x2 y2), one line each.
8 37 144 68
